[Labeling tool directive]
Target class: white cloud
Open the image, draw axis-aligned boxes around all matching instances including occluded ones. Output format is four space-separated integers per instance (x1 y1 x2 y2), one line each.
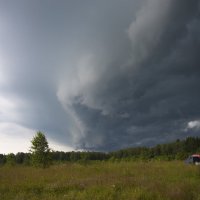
187 120 200 130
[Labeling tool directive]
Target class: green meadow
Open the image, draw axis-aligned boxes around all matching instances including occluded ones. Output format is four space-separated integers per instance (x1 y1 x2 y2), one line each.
0 161 200 200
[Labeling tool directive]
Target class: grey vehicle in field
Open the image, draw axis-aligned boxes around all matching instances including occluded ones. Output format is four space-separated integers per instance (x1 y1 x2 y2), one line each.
185 154 200 165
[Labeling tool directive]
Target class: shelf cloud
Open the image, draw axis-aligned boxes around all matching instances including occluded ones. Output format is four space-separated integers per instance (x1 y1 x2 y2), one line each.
0 0 200 152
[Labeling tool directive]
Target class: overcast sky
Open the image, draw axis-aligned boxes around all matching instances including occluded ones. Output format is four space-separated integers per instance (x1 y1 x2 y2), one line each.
0 0 200 153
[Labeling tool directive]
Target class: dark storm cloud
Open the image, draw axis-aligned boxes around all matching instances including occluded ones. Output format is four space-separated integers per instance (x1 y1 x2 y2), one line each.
59 0 200 150
0 0 200 151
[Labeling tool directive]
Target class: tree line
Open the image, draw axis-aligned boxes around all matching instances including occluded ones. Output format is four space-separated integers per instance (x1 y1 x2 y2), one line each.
0 151 108 166
1 133 200 167
109 137 200 161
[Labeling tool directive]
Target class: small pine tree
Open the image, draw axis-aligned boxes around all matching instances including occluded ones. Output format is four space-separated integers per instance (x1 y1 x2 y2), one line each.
30 131 51 168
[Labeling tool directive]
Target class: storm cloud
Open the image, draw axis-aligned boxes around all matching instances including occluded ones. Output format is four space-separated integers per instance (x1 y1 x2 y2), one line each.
0 0 200 152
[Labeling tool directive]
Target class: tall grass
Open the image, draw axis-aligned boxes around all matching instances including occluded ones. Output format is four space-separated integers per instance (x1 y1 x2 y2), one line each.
0 161 200 200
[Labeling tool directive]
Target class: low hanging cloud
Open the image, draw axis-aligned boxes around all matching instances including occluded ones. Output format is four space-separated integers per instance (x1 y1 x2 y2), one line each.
57 0 200 150
0 0 200 152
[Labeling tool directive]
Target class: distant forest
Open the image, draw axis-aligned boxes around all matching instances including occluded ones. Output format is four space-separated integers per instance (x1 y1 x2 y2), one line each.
1 137 200 165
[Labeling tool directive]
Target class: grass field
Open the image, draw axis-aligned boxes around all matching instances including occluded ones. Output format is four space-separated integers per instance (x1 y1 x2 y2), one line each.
0 161 200 200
